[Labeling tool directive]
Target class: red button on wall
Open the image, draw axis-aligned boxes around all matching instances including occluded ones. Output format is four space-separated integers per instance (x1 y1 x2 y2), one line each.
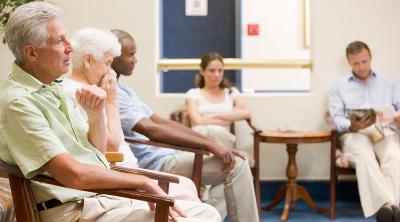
247 24 259 36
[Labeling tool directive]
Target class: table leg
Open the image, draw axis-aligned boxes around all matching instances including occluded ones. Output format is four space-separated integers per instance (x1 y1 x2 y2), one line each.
279 144 299 221
263 144 299 216
298 185 325 213
263 143 324 220
286 144 298 187
263 185 287 211
281 187 292 221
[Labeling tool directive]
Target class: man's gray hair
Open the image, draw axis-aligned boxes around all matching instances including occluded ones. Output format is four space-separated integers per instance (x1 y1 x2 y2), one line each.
4 2 62 64
71 27 121 68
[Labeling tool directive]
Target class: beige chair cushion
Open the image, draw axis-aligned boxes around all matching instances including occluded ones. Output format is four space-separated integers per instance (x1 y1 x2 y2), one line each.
335 149 351 168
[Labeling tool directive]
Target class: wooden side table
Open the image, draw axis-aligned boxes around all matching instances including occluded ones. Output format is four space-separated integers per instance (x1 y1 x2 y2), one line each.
254 130 331 221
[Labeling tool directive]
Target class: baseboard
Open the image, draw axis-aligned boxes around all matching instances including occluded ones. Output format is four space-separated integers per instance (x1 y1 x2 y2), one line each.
259 176 357 181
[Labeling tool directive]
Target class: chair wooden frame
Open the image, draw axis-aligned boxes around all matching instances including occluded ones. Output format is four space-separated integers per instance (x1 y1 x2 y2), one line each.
124 137 210 196
170 109 262 216
329 130 356 219
0 160 178 222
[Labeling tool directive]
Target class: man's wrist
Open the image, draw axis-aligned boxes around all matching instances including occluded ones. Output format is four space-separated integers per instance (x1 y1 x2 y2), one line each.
206 141 215 153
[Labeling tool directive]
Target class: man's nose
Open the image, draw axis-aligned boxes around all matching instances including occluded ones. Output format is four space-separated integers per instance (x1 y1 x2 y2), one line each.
64 39 73 53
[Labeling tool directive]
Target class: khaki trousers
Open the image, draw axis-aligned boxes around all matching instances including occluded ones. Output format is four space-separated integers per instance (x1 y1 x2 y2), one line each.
191 125 235 148
191 125 235 219
39 194 220 222
341 129 400 217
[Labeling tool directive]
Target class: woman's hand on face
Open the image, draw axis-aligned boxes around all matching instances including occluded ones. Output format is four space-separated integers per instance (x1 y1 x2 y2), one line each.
100 71 118 104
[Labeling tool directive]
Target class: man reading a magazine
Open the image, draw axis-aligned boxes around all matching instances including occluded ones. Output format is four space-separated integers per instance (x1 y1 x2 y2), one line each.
329 41 400 222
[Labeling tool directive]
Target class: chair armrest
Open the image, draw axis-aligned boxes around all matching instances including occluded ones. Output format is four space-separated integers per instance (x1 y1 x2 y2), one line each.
124 137 210 155
0 161 174 206
246 119 262 134
34 174 174 206
110 165 179 184
39 174 174 204
0 162 22 178
124 136 207 197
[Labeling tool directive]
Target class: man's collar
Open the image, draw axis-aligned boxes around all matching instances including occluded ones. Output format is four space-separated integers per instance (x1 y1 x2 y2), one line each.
9 63 63 93
347 71 377 81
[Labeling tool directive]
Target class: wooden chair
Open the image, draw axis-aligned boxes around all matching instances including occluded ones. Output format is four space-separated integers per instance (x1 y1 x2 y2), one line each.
124 137 210 196
329 130 356 219
0 172 14 222
170 109 262 214
0 154 178 222
106 151 181 194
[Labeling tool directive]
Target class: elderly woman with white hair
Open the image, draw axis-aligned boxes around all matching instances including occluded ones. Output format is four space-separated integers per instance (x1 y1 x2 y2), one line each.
63 27 135 165
63 27 200 202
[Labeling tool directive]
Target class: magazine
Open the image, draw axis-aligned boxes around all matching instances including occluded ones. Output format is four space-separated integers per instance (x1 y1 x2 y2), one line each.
347 108 384 143
347 108 376 121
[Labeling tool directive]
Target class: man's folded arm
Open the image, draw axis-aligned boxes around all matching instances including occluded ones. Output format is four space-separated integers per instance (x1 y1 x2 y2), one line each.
42 153 157 192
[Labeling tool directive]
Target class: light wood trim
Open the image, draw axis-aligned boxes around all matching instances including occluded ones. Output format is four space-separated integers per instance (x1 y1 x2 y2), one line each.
105 152 124 163
304 0 311 48
158 58 312 71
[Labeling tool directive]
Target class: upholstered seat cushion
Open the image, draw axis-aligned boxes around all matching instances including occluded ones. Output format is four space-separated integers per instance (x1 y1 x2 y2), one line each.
335 149 351 168
0 177 15 222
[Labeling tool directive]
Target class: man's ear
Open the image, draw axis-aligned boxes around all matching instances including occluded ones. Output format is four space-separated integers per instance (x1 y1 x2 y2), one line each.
23 45 38 62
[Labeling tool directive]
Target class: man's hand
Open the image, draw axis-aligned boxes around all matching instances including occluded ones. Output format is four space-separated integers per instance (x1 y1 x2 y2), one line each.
349 115 376 132
141 180 187 222
212 146 241 171
76 85 106 116
232 149 255 167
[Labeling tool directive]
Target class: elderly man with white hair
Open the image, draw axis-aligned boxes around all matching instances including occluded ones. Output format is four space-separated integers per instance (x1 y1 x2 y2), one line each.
0 2 220 222
64 27 200 202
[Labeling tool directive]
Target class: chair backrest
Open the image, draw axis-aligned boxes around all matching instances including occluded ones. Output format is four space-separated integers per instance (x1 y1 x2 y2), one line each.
0 162 40 222
170 109 192 128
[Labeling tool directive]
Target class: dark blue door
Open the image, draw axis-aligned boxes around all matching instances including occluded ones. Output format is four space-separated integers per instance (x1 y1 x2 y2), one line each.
161 0 239 93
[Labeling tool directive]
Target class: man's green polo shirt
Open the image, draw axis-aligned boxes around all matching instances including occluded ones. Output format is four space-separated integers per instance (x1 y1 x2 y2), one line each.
0 64 110 204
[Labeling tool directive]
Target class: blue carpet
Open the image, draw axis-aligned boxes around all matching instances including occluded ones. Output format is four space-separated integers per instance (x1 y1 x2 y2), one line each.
260 200 372 221
234 181 374 221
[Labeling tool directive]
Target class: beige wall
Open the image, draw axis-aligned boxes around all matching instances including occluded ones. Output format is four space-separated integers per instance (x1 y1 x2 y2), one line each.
1 0 400 180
